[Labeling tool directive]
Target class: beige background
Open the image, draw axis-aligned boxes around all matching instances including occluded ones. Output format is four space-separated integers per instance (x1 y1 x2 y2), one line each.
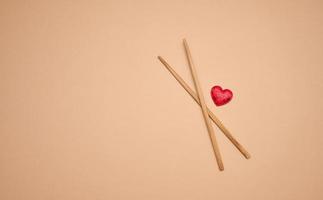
1 0 323 199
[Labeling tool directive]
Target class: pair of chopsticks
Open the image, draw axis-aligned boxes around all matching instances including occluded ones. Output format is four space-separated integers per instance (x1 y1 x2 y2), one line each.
158 39 250 171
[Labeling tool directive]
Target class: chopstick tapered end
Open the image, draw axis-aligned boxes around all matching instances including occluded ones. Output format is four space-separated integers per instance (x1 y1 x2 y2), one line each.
217 160 225 171
183 38 188 47
157 56 166 65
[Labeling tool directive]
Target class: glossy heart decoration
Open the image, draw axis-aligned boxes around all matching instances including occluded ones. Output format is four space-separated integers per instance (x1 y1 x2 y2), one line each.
211 86 233 106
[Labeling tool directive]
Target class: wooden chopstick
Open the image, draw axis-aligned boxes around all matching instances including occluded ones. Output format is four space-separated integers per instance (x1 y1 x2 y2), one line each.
157 56 251 159
183 39 224 171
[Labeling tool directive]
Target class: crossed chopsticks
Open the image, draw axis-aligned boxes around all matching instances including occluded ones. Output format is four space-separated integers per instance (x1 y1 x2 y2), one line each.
158 39 250 171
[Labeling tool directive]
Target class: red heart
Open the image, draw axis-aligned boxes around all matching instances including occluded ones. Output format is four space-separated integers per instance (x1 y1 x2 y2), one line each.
210 86 233 106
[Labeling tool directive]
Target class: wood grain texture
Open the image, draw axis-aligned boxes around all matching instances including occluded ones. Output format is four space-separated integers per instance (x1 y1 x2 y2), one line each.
158 56 251 159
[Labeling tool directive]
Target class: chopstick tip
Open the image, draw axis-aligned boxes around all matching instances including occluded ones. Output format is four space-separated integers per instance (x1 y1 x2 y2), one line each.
157 56 163 62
